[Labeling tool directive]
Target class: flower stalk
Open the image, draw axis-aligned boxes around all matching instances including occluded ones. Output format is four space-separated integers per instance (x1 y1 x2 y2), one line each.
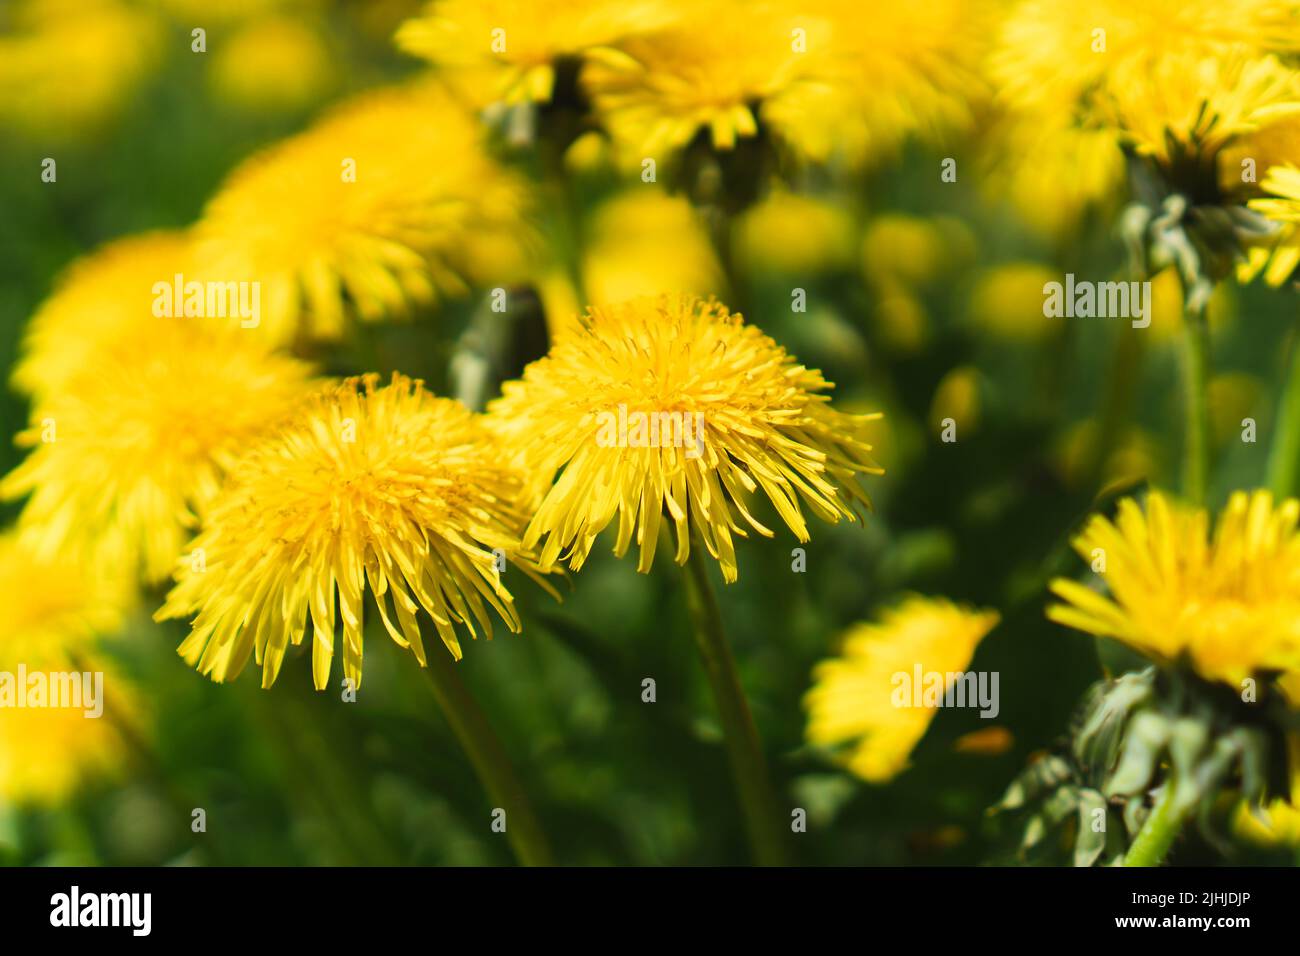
422 650 555 867
682 544 789 866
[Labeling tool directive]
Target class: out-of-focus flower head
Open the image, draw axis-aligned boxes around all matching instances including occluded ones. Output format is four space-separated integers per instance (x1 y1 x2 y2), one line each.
583 0 823 159
0 533 130 668
194 82 531 344
396 0 676 107
3 320 316 584
0 0 163 142
157 375 554 690
209 15 335 115
734 190 855 276
985 0 1300 237
11 231 195 401
804 596 1000 782
1049 490 1300 688
0 532 138 805
581 189 721 311
487 294 882 583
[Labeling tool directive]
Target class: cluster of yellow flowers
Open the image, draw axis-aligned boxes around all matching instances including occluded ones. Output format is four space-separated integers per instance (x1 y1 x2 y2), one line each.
11 0 1300 861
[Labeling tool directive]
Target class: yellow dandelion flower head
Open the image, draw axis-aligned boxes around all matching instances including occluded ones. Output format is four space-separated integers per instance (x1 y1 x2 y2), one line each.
487 294 883 583
208 16 335 115
582 0 823 157
157 374 547 691
0 658 139 805
1102 51 1300 166
775 0 992 165
2 321 316 583
991 0 1300 115
735 189 855 276
11 231 196 400
980 117 1127 237
0 532 130 669
803 595 1000 783
1049 490 1300 687
581 189 722 311
194 82 530 344
0 0 163 141
396 0 676 106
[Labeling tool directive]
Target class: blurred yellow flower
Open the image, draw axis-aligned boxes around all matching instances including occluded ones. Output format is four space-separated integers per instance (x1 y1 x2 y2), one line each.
735 191 855 275
929 366 982 437
0 532 137 805
804 596 1000 783
11 231 195 400
783 0 991 166
991 0 1300 115
0 533 130 668
157 375 551 690
3 322 315 583
487 294 883 583
209 16 334 114
396 0 674 106
966 262 1059 343
1049 490 1300 687
1103 51 1300 167
0 0 162 141
861 215 949 288
194 82 530 343
583 189 721 307
583 0 823 157
0 665 138 805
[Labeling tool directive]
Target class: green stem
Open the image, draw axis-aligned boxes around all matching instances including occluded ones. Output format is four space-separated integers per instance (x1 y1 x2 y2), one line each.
1181 302 1211 507
681 546 789 866
1123 785 1191 867
422 651 554 867
1267 321 1300 499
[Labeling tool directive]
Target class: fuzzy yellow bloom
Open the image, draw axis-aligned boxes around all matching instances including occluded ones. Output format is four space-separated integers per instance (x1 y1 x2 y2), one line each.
1102 51 1300 166
0 533 130 667
157 375 551 690
1049 490 1300 687
991 0 1300 115
194 82 529 344
396 0 675 106
10 231 195 400
804 596 1000 783
3 321 315 583
0 670 138 805
208 16 335 114
487 295 882 583
0 533 136 804
583 0 822 157
581 189 721 310
0 0 163 141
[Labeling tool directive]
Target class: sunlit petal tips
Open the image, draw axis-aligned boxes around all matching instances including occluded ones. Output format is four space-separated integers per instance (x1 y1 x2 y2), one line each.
486 294 883 583
157 374 554 691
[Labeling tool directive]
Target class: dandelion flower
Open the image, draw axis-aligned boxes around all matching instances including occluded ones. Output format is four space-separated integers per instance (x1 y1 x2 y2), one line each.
1049 490 1300 687
157 375 550 691
487 294 882 583
3 321 315 583
11 231 194 400
582 0 823 157
0 532 137 804
396 0 675 106
804 596 1000 783
0 665 138 805
194 82 529 344
208 16 335 115
0 532 130 667
0 0 162 142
